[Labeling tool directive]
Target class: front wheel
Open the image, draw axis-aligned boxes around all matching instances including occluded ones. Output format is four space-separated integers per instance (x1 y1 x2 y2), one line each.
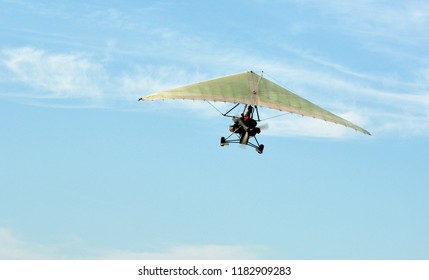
256 144 264 154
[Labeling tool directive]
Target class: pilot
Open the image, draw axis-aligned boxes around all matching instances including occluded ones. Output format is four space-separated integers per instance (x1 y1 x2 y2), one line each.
243 106 253 122
243 105 261 136
243 106 257 129
229 105 261 136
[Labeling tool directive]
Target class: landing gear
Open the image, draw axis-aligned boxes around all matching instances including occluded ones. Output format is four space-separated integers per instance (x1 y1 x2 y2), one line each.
221 137 264 154
220 103 265 154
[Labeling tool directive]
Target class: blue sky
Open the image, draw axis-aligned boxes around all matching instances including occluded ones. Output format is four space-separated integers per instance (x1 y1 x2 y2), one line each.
1 0 428 259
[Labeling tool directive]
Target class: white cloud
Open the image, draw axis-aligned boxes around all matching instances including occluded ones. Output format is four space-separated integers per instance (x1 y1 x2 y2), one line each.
266 44 429 137
3 44 427 137
97 245 265 260
0 227 264 260
0 228 53 259
121 66 209 97
2 0 428 137
1 47 105 100
263 112 370 138
299 0 429 42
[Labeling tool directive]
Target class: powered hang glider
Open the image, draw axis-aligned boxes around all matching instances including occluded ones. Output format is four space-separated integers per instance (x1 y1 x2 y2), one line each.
139 71 370 154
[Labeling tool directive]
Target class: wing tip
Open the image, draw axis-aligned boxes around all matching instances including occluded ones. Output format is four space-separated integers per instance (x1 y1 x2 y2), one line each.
356 127 371 136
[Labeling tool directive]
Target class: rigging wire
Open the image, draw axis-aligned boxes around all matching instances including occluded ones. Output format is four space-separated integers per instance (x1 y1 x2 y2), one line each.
206 99 292 121
205 100 227 116
263 71 297 94
259 111 292 121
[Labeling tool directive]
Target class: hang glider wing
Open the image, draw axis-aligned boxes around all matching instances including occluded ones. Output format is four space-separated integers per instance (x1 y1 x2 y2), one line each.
140 71 370 135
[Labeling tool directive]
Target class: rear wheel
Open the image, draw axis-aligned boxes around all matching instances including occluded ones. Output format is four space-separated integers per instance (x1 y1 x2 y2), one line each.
256 144 264 154
220 137 227 146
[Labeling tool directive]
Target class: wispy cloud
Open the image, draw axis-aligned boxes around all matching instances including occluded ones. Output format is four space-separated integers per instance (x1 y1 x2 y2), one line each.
0 228 52 259
263 111 371 138
97 245 266 260
1 47 105 100
120 66 210 97
2 1 428 137
0 227 264 260
297 0 429 43
1 41 427 137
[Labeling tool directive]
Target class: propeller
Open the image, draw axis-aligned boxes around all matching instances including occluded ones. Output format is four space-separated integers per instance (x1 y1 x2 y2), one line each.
258 122 269 131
